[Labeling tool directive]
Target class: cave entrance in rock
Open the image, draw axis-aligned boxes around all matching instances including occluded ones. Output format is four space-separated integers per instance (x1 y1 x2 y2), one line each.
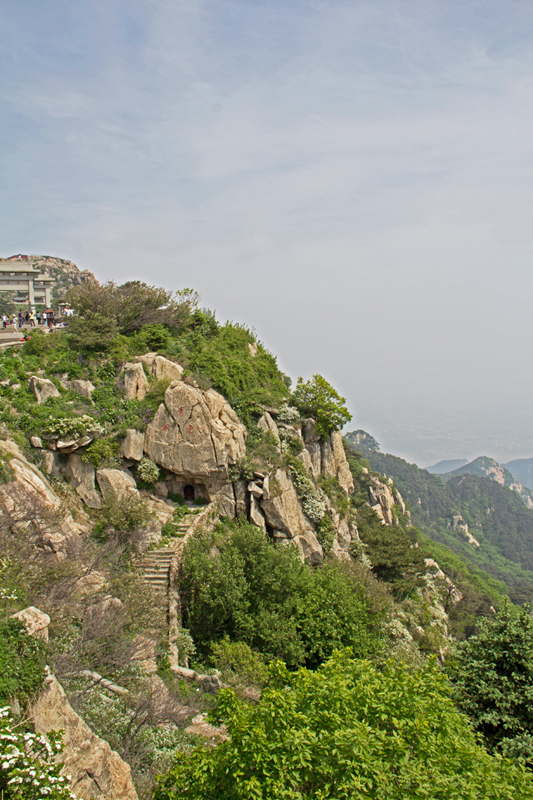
183 484 195 502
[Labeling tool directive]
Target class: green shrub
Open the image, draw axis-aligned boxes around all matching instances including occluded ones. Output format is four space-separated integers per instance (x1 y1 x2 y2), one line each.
81 437 120 467
209 638 269 687
155 653 533 800
0 708 74 800
0 618 47 707
180 521 382 668
67 310 119 352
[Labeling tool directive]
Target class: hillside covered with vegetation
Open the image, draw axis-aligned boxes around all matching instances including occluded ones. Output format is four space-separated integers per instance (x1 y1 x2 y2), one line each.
351 442 533 606
1 278 533 799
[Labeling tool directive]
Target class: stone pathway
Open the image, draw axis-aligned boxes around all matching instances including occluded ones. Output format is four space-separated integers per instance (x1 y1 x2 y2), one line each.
139 517 192 592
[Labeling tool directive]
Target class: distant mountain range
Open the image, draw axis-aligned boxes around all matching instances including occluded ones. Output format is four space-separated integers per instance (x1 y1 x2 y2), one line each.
344 432 533 604
426 459 467 474
502 458 533 491
440 456 533 511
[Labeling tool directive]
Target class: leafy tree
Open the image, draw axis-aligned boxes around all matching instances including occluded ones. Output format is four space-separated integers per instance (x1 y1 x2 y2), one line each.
66 310 118 352
154 651 533 800
66 281 198 333
292 374 351 437
179 521 382 667
449 604 533 763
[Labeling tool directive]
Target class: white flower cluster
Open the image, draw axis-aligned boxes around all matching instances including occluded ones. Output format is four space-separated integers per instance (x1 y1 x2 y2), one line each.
137 456 160 484
43 415 104 439
0 587 18 601
0 707 77 800
276 404 301 425
278 426 303 455
288 461 327 523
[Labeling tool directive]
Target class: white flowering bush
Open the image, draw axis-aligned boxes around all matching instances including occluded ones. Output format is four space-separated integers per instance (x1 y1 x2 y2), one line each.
0 707 76 799
276 404 300 425
43 415 104 439
278 426 303 456
287 456 327 524
136 457 160 485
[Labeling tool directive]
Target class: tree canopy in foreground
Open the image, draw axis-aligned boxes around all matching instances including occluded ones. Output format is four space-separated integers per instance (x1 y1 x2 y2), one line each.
154 651 533 800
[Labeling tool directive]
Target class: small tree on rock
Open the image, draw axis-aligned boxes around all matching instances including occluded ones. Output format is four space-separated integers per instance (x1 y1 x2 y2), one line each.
291 374 352 438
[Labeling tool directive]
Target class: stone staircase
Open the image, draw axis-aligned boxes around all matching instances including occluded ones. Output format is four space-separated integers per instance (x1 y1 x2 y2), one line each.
139 514 194 592
140 549 175 592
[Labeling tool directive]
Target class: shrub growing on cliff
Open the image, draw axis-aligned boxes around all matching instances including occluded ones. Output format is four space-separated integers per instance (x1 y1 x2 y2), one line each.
448 603 533 764
291 374 351 438
155 651 533 800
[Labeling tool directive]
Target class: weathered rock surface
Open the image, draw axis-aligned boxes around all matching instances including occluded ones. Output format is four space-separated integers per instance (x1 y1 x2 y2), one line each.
260 468 323 565
136 353 184 383
301 422 354 494
96 468 138 502
66 379 95 399
257 412 280 444
28 375 61 403
0 440 86 558
123 362 150 401
66 454 101 509
11 606 50 641
32 672 139 800
144 384 246 479
119 429 144 461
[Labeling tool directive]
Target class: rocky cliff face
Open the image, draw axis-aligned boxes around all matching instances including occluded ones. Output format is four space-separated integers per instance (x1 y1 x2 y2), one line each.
0 438 89 559
33 672 139 800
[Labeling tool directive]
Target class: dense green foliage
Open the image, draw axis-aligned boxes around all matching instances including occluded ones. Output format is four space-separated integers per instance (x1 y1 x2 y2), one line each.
66 281 199 333
449 605 533 764
291 374 351 437
354 445 533 604
0 619 47 707
180 521 384 668
154 651 533 800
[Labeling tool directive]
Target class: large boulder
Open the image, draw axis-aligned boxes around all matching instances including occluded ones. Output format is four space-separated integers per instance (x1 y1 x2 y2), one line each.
259 468 323 565
123 362 150 401
136 353 184 383
63 379 95 399
28 376 61 404
66 454 101 508
144 384 246 479
11 606 50 641
32 672 139 800
302 421 354 494
119 429 144 461
96 468 138 502
0 440 86 559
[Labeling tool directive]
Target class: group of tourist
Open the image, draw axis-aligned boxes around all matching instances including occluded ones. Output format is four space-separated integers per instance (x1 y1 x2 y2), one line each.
1 308 56 330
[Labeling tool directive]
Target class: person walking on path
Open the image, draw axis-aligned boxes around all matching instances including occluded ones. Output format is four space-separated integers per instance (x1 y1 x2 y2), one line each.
1 314 6 330
29 311 36 327
36 310 41 325
18 311 24 328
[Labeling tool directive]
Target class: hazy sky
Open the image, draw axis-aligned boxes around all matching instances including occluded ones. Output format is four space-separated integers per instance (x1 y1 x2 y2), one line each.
1 0 532 465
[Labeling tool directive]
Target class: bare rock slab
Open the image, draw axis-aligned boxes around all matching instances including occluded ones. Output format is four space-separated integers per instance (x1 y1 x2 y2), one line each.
96 468 139 502
28 376 60 404
32 673 139 800
119 429 144 461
